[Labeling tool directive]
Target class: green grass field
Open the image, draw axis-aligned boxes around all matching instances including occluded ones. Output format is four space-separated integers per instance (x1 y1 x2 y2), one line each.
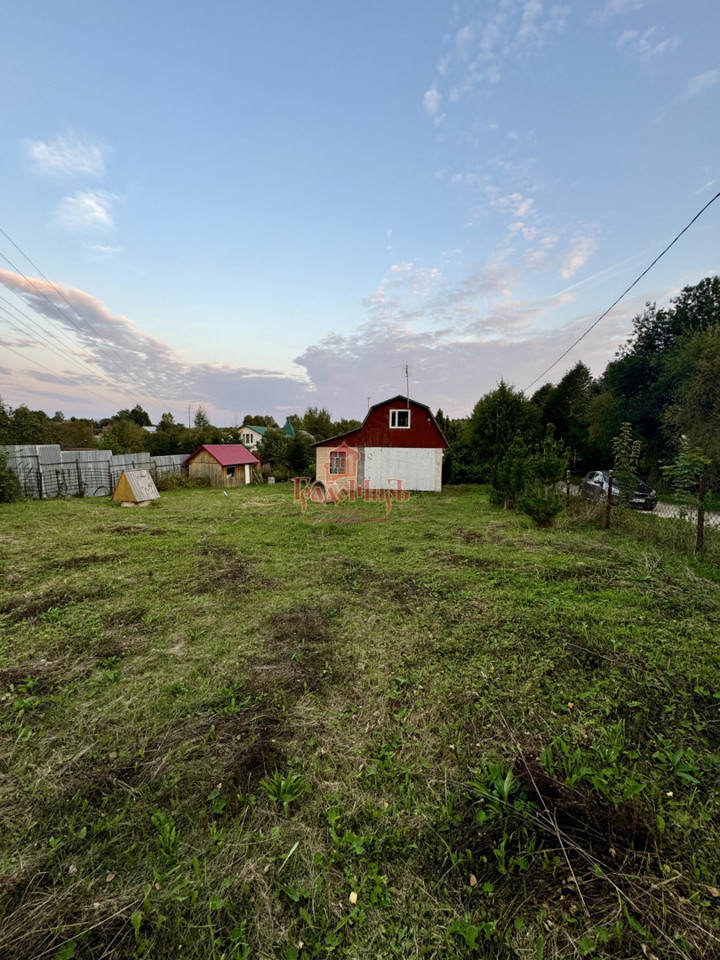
1 485 719 959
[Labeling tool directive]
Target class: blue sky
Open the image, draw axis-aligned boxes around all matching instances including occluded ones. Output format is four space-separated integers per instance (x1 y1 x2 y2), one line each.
1 0 718 423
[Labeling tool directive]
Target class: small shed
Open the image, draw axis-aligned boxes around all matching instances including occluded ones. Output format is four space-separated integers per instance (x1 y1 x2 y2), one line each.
112 469 160 507
184 444 259 487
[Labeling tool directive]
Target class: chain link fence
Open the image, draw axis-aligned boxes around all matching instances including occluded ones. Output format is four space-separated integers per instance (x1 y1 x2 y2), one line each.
563 470 718 556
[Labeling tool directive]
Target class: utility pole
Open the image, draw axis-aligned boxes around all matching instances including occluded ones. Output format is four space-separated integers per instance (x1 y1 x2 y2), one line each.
188 404 192 428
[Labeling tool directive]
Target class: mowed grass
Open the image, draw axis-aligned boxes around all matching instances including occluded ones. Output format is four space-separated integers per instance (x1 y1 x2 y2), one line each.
1 485 719 960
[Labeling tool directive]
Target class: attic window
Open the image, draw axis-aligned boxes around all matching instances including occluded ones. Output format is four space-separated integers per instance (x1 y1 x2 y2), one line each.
389 409 411 429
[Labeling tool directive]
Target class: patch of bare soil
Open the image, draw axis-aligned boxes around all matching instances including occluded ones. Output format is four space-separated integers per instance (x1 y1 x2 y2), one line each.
56 553 128 569
253 606 334 693
63 708 287 806
0 588 102 622
94 608 150 658
458 529 485 544
0 656 92 693
194 545 264 592
512 754 651 851
112 523 165 536
429 549 492 570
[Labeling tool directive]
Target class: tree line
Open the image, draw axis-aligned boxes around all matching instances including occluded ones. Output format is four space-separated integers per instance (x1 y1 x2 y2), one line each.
0 399 358 476
3 274 718 490
440 275 720 490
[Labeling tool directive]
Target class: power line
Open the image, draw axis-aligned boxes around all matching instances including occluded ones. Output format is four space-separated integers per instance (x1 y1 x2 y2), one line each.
0 227 160 397
0 295 128 392
524 189 720 392
0 335 111 400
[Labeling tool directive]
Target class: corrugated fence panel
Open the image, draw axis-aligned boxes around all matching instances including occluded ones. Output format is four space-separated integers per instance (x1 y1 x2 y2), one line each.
1 445 40 497
1 445 188 498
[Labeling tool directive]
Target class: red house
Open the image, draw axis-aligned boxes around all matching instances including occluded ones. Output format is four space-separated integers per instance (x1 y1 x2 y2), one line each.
313 396 448 493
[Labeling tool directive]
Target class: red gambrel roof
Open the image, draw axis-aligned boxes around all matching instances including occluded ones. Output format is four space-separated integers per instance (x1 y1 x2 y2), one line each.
184 444 259 467
312 396 448 450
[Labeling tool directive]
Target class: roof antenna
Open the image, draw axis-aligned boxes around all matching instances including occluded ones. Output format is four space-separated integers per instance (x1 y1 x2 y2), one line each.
405 364 410 406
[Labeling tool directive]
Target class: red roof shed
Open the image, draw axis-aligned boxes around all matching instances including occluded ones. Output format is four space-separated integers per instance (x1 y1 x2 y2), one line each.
184 444 259 488
184 444 259 467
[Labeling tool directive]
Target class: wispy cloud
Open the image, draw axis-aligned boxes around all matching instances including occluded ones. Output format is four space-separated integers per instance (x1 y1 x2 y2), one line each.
25 131 108 178
591 0 652 25
54 191 118 232
433 1 571 105
0 268 309 417
683 68 719 99
560 234 598 279
423 87 444 125
616 26 679 69
90 243 124 258
296 296 629 417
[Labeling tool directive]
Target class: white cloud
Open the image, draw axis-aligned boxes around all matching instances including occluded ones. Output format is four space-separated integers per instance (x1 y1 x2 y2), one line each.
437 1 571 107
592 0 651 24
616 26 679 68
54 191 117 232
492 192 535 218
0 268 309 416
423 87 444 125
560 234 597 279
683 68 720 99
25 132 108 178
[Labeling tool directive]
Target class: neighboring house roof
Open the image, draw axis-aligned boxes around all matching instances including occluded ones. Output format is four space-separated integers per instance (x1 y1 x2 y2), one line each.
247 419 295 438
184 444 259 466
313 396 448 450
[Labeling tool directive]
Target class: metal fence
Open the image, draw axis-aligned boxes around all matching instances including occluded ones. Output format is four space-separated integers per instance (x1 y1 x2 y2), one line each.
564 471 717 554
0 445 188 499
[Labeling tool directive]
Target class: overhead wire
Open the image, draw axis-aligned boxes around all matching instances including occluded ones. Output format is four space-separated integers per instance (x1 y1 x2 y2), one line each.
523 189 720 392
0 226 161 398
0 294 127 391
0 336 111 400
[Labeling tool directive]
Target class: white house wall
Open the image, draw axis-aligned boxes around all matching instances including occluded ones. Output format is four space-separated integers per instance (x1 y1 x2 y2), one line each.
359 447 442 492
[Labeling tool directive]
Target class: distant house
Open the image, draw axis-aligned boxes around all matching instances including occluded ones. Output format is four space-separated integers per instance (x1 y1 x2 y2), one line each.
184 444 259 487
240 418 295 451
312 396 448 493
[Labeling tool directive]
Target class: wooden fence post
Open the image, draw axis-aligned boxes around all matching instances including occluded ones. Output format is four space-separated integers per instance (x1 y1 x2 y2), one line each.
695 476 707 556
605 469 613 530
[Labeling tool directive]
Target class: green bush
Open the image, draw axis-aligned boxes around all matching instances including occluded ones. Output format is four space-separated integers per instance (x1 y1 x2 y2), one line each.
517 481 565 526
0 453 23 503
492 426 568 524
153 472 210 491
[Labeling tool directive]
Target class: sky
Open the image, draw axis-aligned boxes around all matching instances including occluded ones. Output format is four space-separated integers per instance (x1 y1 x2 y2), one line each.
1 0 719 424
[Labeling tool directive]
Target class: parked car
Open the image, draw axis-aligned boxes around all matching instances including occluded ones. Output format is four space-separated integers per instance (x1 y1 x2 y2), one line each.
579 470 657 511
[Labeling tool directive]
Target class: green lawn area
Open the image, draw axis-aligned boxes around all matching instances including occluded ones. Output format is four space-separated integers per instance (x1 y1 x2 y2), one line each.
1 485 719 959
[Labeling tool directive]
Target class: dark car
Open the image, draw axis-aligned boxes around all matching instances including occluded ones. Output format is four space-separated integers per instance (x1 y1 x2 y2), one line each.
579 470 657 511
